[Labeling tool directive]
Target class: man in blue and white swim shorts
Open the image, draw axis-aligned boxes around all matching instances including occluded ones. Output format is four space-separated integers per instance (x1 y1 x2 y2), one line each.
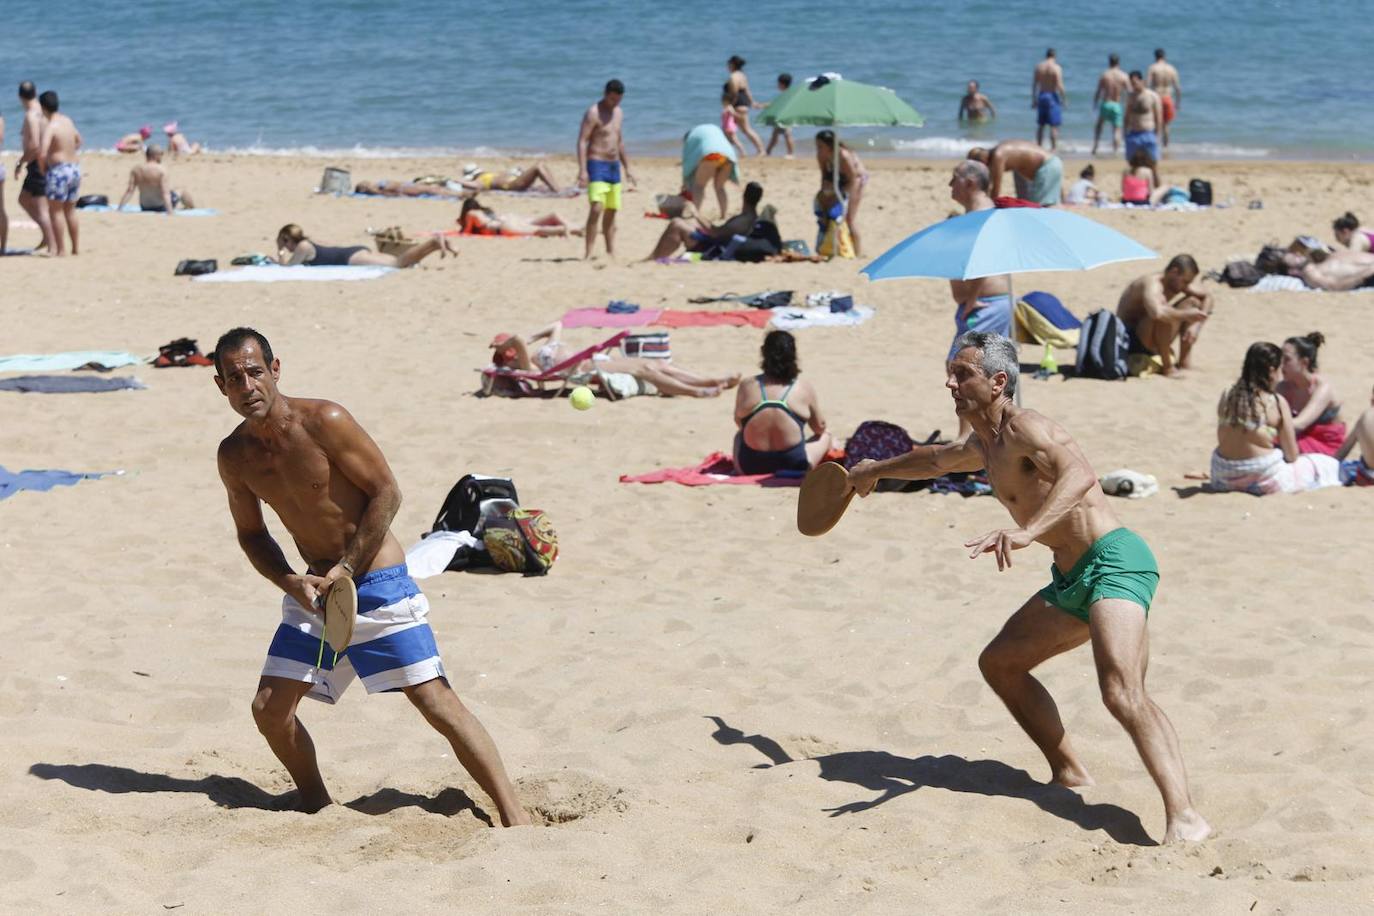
213 326 530 825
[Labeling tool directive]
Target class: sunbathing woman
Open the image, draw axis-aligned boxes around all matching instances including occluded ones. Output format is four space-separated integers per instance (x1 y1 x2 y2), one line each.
458 198 582 237
1332 212 1374 252
459 161 562 193
276 223 453 268
490 321 740 398
1209 341 1341 494
732 330 831 474
353 180 471 200
1277 332 1344 455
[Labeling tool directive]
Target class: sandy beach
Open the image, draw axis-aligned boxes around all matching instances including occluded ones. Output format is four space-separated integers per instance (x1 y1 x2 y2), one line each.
2 152 1372 913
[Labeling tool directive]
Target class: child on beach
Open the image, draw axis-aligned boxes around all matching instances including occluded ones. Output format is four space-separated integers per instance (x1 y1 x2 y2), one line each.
721 89 743 157
765 73 794 157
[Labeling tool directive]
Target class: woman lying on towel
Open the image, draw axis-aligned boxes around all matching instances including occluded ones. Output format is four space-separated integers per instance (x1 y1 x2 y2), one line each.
1277 332 1345 455
458 198 581 238
491 321 741 398
353 179 471 200
732 330 831 474
276 223 453 268
1210 341 1341 495
458 161 563 194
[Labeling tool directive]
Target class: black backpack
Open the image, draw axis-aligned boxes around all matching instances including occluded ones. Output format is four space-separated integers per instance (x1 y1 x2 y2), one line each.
1075 310 1129 380
174 259 218 276
431 474 519 535
1188 179 1213 206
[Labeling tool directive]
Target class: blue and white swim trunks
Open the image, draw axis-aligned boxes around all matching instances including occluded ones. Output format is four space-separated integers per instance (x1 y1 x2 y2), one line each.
44 162 82 202
261 564 446 704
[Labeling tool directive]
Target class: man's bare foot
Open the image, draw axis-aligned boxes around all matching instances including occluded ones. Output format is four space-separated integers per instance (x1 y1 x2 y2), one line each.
277 789 333 813
501 808 534 827
1162 808 1211 843
1051 764 1095 789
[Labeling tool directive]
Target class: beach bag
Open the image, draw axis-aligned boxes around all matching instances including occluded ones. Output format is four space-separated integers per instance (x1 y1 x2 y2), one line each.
371 226 418 257
482 509 559 575
1075 310 1129 380
174 258 217 276
431 474 519 536
1014 291 1081 348
1218 260 1262 287
153 337 213 368
1188 179 1213 206
844 421 943 492
621 332 671 360
76 194 109 209
818 218 854 259
319 166 352 195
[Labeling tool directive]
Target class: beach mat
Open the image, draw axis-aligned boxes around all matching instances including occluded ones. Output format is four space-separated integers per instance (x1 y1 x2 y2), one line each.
561 308 663 329
2 248 34 256
619 452 804 488
193 265 396 283
82 204 219 216
0 351 142 373
769 305 874 330
1250 274 1374 293
0 465 120 501
0 375 145 394
344 187 578 201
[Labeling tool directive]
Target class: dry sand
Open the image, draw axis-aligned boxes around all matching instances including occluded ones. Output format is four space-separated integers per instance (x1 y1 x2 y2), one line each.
1 151 1372 913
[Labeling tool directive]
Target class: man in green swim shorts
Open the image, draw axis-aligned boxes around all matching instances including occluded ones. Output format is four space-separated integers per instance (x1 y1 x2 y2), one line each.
847 331 1211 845
1092 53 1130 156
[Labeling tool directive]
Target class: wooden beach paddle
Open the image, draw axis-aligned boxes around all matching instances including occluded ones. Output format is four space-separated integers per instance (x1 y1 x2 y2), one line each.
797 461 856 536
322 575 357 653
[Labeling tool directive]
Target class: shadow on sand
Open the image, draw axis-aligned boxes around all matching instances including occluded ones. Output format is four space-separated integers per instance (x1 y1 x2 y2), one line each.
28 762 490 822
705 716 1155 846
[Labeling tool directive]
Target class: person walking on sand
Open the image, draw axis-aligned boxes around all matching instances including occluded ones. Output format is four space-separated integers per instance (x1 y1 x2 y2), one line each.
1092 54 1130 156
1147 49 1182 148
37 91 82 257
1124 71 1163 165
725 56 766 156
14 82 54 254
577 79 635 259
958 80 997 124
847 331 1211 845
1032 49 1065 150
213 327 530 826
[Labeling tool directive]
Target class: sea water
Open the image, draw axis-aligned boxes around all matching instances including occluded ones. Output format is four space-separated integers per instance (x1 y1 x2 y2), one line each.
4 0 1369 160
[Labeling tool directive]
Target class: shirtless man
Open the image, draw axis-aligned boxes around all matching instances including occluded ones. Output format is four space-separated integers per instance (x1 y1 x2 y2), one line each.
848 331 1211 845
1116 254 1212 377
37 91 82 257
576 79 636 259
958 80 997 124
117 146 196 214
1091 54 1131 156
644 180 762 261
1031 49 1066 150
13 82 54 253
1124 72 1162 166
968 140 1062 207
1147 49 1182 148
1267 248 1374 292
213 327 529 825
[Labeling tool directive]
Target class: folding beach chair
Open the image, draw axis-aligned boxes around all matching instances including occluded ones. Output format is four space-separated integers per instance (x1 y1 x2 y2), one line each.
479 330 631 397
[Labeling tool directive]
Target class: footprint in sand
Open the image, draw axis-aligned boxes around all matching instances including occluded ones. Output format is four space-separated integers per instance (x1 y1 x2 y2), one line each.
516 772 627 825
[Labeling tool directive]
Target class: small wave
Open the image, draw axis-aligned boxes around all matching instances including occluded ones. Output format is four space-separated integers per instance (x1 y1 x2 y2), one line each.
211 143 546 160
887 135 1270 159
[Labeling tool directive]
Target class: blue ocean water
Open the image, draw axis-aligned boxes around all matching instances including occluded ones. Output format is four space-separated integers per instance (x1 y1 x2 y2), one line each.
4 0 1370 160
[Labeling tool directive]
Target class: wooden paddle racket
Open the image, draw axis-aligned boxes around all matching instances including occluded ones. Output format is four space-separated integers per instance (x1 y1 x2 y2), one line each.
322 576 357 654
797 462 856 536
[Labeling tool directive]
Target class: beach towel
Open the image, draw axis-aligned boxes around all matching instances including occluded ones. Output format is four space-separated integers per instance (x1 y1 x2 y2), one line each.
768 304 874 330
2 248 34 256
0 465 120 501
619 452 803 487
1297 421 1347 456
1014 291 1081 348
193 265 396 283
405 530 485 579
681 124 740 189
0 375 145 394
1250 274 1374 293
657 310 773 329
0 351 142 373
81 204 219 216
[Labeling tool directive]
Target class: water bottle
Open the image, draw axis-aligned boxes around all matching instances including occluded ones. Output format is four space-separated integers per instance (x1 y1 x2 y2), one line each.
1036 343 1058 379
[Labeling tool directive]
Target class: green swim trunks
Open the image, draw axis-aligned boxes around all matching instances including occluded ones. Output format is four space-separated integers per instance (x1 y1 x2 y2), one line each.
1099 100 1124 127
1039 527 1158 623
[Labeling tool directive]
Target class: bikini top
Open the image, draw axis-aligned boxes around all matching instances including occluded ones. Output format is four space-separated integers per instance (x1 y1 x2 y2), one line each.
1221 391 1280 441
742 375 807 433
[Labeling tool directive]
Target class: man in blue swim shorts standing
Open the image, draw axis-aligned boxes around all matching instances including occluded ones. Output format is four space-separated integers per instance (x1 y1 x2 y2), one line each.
1124 71 1163 165
214 327 530 825
1032 49 1065 150
577 78 636 259
847 331 1211 845
37 90 82 256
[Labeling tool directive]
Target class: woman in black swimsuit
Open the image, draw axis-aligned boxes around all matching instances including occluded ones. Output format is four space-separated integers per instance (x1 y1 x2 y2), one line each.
732 330 831 474
275 223 453 268
726 55 765 156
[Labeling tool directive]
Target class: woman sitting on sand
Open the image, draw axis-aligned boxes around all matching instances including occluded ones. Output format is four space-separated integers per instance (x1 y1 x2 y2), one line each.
489 321 740 398
1120 149 1156 205
1209 341 1341 495
458 198 582 237
459 161 563 193
1277 332 1345 455
732 330 831 474
1332 212 1374 252
275 223 453 268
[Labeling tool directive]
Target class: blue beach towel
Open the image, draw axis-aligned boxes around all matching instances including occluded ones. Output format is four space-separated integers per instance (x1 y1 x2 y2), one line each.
0 375 146 394
81 204 219 216
0 466 119 501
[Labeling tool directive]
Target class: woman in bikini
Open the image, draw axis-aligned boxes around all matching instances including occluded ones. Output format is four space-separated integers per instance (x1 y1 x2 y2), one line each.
732 330 832 474
1210 341 1340 494
815 129 869 256
459 161 563 193
1332 212 1374 252
725 56 765 156
458 198 581 237
1277 332 1345 455
275 223 453 268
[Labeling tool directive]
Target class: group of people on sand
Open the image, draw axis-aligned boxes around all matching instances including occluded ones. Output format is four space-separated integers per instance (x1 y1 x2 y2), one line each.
1 82 83 256
1246 213 1374 291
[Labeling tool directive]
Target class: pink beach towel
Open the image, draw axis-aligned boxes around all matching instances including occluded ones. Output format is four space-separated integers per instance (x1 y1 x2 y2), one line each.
657 309 773 329
560 308 663 329
619 452 803 487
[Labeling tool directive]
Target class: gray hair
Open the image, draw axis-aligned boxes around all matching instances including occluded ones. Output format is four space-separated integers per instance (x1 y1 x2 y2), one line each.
953 159 990 192
952 331 1018 399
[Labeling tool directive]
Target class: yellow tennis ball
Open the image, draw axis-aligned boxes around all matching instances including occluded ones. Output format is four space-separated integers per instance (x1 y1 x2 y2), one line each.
569 386 595 410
